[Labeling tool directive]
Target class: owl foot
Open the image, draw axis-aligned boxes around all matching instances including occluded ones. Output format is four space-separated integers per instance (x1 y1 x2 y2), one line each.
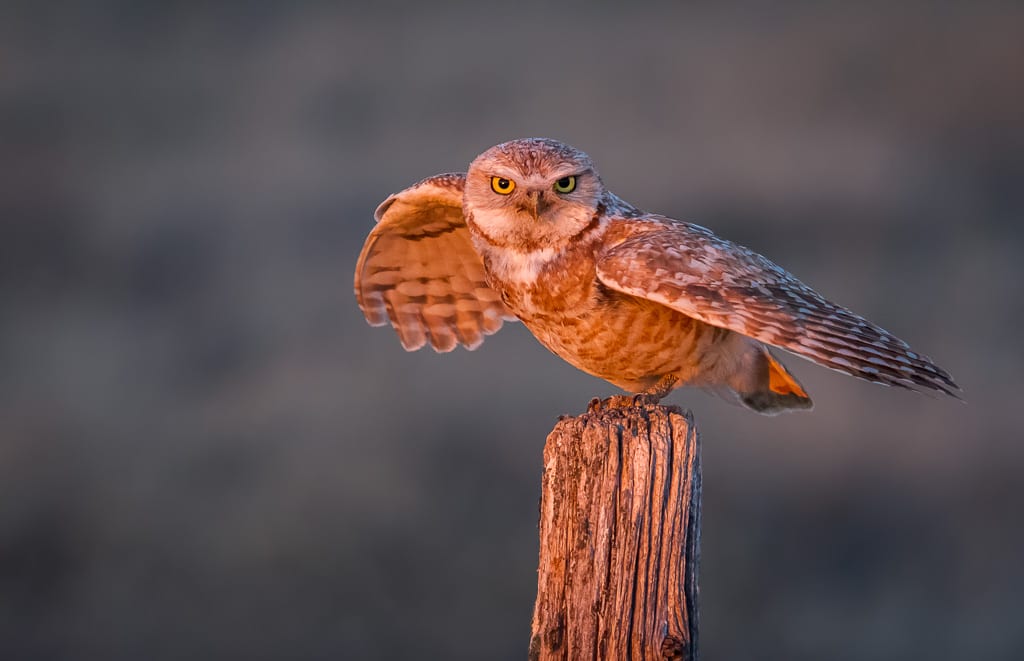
588 395 640 412
587 377 678 413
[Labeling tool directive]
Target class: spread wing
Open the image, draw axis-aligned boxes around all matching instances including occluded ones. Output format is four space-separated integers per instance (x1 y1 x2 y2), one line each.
354 173 516 352
596 217 960 396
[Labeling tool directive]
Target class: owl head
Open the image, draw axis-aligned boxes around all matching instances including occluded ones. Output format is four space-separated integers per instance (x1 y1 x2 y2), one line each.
464 138 604 250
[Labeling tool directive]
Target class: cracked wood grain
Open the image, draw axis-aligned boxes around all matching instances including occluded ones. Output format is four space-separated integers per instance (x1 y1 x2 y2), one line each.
530 398 701 660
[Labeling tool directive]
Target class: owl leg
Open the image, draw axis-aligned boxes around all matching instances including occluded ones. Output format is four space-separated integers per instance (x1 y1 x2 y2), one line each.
639 373 679 401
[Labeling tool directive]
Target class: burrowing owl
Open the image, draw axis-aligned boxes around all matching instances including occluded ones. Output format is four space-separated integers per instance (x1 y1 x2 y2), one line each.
354 138 959 414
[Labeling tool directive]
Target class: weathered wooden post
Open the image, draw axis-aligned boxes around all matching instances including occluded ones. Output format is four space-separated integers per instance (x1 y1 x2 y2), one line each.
530 396 702 661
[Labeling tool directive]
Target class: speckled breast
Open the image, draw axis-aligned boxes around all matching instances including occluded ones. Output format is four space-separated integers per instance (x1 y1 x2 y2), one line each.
495 251 718 393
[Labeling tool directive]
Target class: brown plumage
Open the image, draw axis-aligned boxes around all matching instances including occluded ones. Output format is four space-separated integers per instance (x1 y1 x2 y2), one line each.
354 173 516 352
354 138 960 414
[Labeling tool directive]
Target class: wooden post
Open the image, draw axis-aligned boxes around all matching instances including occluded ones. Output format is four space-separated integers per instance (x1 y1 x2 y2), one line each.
530 397 702 661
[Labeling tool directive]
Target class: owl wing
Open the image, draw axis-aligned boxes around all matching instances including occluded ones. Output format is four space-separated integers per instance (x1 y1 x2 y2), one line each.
354 172 516 352
596 217 960 396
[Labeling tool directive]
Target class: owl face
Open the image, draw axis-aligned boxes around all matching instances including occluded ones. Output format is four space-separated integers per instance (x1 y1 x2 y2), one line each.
464 138 604 250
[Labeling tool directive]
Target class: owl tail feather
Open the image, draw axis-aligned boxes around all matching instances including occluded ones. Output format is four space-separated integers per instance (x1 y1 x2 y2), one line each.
724 346 814 415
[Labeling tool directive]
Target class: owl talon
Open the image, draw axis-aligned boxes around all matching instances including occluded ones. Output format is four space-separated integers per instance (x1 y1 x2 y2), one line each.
628 393 667 408
590 396 647 411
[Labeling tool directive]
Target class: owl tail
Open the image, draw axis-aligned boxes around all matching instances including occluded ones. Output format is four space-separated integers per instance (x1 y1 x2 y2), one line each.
724 346 814 415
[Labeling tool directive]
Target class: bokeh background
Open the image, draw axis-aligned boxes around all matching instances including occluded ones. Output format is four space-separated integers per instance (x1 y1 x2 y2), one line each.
3 2 1023 659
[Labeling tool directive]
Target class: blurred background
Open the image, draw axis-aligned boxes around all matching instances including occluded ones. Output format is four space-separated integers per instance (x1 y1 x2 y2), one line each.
2 2 1023 659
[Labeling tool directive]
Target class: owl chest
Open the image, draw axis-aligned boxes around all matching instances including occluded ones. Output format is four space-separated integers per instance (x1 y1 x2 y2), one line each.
488 251 668 340
482 246 711 386
485 251 598 320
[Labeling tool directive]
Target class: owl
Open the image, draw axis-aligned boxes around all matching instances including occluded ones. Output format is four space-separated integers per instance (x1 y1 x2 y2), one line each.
354 138 960 414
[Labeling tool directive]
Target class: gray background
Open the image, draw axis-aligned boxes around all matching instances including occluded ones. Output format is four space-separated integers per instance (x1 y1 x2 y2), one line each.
2 2 1023 659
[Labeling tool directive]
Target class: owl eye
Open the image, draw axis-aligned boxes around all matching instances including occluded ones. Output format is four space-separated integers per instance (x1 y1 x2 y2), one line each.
553 176 577 193
490 176 516 194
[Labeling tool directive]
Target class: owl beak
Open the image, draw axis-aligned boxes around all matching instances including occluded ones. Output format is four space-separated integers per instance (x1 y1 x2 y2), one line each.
522 190 549 220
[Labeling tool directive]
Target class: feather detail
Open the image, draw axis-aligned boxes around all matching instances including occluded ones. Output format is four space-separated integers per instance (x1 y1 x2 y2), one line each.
354 173 517 352
596 217 961 397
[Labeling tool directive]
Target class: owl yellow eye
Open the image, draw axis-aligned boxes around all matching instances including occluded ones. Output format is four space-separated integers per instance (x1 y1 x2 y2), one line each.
554 176 577 193
490 176 516 194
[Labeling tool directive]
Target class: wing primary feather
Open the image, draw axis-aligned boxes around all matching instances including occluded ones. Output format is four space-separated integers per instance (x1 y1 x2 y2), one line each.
596 218 961 398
